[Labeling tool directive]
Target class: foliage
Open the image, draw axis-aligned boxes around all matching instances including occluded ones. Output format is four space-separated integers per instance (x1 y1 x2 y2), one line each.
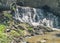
0 24 11 43
10 30 20 37
18 29 24 36
10 2 16 11
28 27 33 31
0 33 11 43
10 29 25 37
20 23 33 32
2 12 13 25
27 27 33 33
0 24 6 33
3 12 12 20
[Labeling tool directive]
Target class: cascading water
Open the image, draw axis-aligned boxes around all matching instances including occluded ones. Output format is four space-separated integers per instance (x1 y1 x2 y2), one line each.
14 6 60 29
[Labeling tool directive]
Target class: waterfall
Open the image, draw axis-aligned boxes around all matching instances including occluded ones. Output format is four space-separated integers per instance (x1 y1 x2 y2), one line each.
14 6 60 29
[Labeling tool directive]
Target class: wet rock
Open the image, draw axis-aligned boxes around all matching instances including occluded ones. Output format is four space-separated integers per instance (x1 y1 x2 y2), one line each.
31 33 35 36
35 32 39 35
17 0 60 16
16 1 24 6
55 34 60 37
28 30 33 33
12 25 17 29
26 42 30 43
18 25 25 30
19 37 23 41
6 29 11 32
33 25 53 35
24 35 31 38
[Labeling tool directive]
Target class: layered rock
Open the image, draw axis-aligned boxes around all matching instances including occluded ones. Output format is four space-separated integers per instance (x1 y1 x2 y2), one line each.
14 6 60 29
0 0 60 14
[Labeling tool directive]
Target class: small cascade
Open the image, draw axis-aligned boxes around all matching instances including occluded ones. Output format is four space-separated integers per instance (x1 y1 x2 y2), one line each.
14 6 60 29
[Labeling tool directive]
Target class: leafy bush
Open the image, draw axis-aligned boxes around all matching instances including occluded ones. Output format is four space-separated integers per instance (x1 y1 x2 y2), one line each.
18 30 24 36
28 27 33 31
10 29 25 37
0 33 11 43
3 12 12 20
27 27 33 33
10 30 20 37
0 24 6 33
0 24 11 43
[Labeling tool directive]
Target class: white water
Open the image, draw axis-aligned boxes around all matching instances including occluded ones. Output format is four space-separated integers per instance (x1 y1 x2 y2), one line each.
14 6 60 29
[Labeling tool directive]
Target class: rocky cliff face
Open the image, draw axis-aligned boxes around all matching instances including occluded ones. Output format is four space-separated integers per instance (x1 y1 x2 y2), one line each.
17 0 60 13
1 0 59 29
1 0 60 15
1 0 60 8
13 6 60 29
20 0 58 8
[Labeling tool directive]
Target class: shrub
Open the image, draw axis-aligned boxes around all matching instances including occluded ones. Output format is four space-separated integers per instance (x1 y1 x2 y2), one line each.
0 24 11 43
0 24 6 33
3 12 12 20
0 33 11 43
10 30 20 37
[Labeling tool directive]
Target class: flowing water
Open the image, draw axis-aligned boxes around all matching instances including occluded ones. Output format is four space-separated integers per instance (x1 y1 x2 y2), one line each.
14 6 60 29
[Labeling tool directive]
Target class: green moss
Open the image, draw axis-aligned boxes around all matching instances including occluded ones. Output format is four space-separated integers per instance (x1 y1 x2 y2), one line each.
18 30 24 36
28 27 33 31
0 24 6 33
20 23 30 27
20 23 33 32
0 24 12 43
10 3 16 11
27 26 33 33
0 33 11 43
10 30 20 37
0 24 11 43
3 12 12 20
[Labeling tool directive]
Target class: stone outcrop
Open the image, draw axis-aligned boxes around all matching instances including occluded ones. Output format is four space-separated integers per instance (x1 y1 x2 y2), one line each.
0 0 60 15
16 0 60 16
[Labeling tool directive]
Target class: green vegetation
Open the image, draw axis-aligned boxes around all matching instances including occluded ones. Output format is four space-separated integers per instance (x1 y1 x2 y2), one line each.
18 30 24 36
2 11 13 26
20 23 33 33
0 33 11 43
0 24 11 43
28 27 33 31
10 29 24 37
10 2 16 11
10 30 20 37
27 27 33 33
3 12 12 20
0 24 6 33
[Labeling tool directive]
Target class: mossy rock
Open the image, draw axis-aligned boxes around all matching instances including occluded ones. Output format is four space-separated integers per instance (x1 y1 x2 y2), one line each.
0 24 11 43
0 33 11 43
10 30 20 37
3 12 12 20
0 24 6 33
